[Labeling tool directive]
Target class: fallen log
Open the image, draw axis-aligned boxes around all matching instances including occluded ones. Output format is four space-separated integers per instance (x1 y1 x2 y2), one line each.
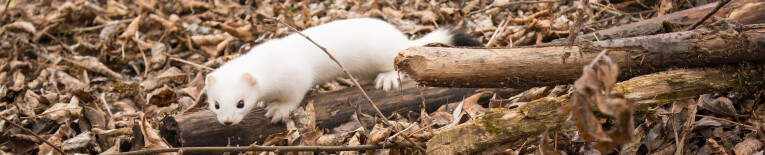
160 79 498 147
394 22 765 88
426 65 763 154
554 0 765 43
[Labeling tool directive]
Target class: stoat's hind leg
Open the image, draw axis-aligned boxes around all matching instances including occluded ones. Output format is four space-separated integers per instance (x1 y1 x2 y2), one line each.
374 71 403 91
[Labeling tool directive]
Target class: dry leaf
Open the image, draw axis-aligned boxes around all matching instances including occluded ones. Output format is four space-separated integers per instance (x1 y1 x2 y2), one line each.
366 124 391 145
1 21 36 35
202 21 255 41
146 86 178 107
64 56 123 79
140 116 173 154
699 94 739 117
40 97 83 123
119 15 143 38
461 93 486 118
733 137 763 155
263 130 300 146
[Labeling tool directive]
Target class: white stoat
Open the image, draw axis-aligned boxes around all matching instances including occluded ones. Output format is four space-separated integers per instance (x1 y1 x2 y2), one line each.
205 18 480 125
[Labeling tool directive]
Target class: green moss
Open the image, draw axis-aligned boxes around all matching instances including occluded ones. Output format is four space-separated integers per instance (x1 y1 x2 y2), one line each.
667 75 688 87
614 84 631 94
480 115 502 135
733 69 764 90
655 92 678 105
520 97 563 118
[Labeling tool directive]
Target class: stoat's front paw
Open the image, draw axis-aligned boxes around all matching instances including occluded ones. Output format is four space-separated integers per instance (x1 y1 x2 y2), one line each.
265 104 293 124
374 71 403 91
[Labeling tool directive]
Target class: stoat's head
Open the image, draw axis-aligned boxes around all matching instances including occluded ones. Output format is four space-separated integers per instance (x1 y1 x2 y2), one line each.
205 73 260 126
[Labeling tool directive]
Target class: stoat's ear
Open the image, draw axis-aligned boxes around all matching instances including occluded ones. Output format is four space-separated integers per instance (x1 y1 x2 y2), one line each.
241 73 257 86
206 75 216 87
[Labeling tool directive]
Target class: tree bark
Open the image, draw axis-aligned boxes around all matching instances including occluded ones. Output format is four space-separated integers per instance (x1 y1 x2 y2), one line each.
394 23 765 88
558 0 765 43
427 66 760 154
160 79 500 147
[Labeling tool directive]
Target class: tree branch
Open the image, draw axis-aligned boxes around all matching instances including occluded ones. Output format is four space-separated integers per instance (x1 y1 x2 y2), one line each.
107 142 426 155
685 0 731 30
0 117 67 155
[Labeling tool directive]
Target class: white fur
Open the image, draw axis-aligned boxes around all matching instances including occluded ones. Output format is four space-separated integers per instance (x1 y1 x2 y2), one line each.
205 18 455 125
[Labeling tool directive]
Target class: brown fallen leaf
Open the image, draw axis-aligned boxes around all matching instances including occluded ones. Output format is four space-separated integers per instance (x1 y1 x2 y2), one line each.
202 21 255 41
489 94 512 108
119 15 142 39
1 21 36 35
62 131 99 152
317 132 350 146
300 130 323 146
63 56 123 79
92 128 133 136
340 131 363 155
366 124 391 145
699 94 739 117
139 115 173 154
537 132 559 155
146 86 178 107
733 137 763 155
461 93 487 118
140 67 184 91
707 138 729 155
149 43 167 70
263 130 300 146
40 97 83 124
9 70 25 91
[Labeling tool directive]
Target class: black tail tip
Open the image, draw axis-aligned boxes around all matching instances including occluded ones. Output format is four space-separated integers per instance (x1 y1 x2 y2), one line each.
450 30 483 47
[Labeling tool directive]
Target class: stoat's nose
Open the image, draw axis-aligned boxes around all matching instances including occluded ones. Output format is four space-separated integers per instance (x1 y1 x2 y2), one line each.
223 121 233 126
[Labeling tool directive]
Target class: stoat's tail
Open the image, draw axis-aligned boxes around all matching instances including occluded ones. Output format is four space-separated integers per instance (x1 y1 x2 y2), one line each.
410 28 483 47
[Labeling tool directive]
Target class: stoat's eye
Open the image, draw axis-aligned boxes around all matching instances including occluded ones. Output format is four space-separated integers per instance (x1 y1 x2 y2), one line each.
214 102 220 109
237 100 244 109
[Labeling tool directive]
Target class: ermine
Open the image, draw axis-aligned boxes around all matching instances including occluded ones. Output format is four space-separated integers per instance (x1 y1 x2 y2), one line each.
205 18 480 125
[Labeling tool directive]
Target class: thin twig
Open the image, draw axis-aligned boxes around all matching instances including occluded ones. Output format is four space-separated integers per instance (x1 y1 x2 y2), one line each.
108 142 425 155
588 49 609 68
72 18 134 32
0 0 11 22
167 56 215 71
588 2 640 22
685 0 731 31
268 17 427 154
388 122 418 141
486 19 508 47
0 117 67 155
468 0 564 16
386 122 427 153
266 17 387 124
100 93 113 118
696 114 755 129
43 32 74 53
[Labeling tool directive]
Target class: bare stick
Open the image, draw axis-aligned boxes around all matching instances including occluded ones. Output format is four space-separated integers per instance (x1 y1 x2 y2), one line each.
266 17 387 124
43 32 75 53
107 142 425 155
167 56 215 71
685 0 731 30
468 0 564 16
0 117 67 155
0 0 11 22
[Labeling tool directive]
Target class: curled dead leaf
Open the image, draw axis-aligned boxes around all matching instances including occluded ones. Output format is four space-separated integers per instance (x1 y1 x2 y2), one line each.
1 21 36 35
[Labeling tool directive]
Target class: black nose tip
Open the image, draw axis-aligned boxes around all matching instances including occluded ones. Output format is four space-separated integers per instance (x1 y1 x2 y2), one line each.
223 121 233 125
